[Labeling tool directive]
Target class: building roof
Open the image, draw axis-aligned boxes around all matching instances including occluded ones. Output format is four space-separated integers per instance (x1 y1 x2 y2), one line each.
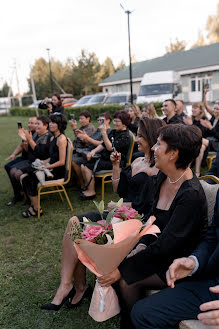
100 42 219 85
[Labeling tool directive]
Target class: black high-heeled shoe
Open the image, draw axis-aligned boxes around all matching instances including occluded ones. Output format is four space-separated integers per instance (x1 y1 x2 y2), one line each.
66 285 93 309
41 287 75 311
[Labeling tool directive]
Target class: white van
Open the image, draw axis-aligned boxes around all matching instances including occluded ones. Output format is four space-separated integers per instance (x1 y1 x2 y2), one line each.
136 71 182 104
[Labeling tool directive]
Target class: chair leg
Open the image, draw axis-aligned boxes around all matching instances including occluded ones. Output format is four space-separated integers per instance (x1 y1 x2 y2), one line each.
62 186 73 211
101 178 105 201
55 186 64 201
38 188 41 219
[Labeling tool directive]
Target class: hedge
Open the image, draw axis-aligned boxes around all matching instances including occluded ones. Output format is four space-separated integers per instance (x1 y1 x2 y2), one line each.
9 103 163 118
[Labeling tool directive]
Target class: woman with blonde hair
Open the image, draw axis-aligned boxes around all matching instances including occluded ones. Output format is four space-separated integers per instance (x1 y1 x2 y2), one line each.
141 104 158 119
183 102 208 176
128 104 142 136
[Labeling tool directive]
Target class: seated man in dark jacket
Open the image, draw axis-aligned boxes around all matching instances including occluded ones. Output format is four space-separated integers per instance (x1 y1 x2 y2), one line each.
131 190 219 329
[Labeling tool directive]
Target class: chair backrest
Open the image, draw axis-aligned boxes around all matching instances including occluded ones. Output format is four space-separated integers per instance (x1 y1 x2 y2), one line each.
126 131 135 166
64 137 73 183
199 176 219 226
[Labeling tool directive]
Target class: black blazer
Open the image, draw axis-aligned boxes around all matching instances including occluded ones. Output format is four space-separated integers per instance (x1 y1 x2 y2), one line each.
192 190 219 279
206 145 219 184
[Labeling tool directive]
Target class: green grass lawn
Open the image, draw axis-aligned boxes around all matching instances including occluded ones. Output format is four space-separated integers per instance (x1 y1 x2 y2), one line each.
0 116 119 329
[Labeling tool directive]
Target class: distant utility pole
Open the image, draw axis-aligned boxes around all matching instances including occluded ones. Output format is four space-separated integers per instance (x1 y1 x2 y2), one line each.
14 60 22 107
120 3 134 104
46 48 53 95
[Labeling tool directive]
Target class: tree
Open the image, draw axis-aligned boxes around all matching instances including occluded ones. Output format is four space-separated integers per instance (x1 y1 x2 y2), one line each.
0 82 10 97
191 30 206 48
206 3 219 43
72 49 101 96
165 38 187 54
99 57 115 80
115 60 126 72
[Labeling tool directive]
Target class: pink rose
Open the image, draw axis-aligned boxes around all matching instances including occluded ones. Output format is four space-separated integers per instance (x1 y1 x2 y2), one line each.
82 225 106 242
115 206 139 220
97 219 112 230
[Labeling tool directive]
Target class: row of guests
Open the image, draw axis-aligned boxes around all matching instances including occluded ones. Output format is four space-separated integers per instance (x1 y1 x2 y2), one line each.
40 121 212 329
5 113 68 217
161 98 219 176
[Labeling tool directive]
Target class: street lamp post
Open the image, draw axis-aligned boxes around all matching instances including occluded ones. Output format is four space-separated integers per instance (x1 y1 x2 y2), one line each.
46 48 53 95
121 4 134 104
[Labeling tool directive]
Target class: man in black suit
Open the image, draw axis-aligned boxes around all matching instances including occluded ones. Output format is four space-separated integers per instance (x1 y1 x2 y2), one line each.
207 145 219 184
131 190 219 329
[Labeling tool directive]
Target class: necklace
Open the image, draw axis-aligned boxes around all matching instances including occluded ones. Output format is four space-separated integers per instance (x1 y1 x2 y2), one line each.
168 169 187 184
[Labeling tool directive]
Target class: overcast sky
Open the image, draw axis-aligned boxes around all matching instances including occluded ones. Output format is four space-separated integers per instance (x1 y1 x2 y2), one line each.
1 0 218 94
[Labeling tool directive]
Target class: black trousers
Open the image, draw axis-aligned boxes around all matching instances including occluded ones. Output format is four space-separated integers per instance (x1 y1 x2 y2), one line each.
5 157 24 197
131 278 219 329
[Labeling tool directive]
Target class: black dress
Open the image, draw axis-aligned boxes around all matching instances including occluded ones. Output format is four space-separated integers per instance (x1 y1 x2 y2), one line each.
84 129 130 172
118 171 208 284
14 132 51 174
117 166 157 216
77 166 157 223
49 135 65 179
22 134 66 196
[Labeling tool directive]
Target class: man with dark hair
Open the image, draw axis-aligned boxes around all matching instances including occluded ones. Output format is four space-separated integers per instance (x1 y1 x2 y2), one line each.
131 190 219 329
176 99 185 121
5 117 37 206
162 99 181 124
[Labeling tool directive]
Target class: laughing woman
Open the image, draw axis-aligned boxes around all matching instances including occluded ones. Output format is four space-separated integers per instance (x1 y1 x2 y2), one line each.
98 124 208 329
21 113 67 217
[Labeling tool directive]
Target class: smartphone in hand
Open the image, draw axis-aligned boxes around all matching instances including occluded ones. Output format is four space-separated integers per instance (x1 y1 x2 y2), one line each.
70 114 75 121
17 122 22 129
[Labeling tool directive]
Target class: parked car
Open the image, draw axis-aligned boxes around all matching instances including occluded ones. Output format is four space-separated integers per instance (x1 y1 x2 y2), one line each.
28 100 42 108
104 92 136 105
62 98 77 107
86 93 109 105
60 93 73 99
72 95 94 107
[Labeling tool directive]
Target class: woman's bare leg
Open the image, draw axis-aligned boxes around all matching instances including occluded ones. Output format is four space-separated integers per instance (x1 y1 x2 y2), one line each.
51 216 87 305
72 161 85 189
81 165 95 196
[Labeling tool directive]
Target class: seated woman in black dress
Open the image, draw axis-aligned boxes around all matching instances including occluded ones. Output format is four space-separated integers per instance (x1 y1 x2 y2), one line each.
40 117 164 311
108 117 166 216
98 124 208 329
80 110 131 200
21 113 67 217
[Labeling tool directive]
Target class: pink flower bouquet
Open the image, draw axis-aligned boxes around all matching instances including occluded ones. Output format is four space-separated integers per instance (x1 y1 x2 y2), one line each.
74 215 160 322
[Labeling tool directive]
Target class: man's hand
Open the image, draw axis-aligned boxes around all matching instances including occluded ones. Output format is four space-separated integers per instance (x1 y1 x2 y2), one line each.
18 128 26 141
24 130 32 142
166 257 196 288
98 268 121 287
198 285 219 328
183 116 193 126
5 154 15 161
